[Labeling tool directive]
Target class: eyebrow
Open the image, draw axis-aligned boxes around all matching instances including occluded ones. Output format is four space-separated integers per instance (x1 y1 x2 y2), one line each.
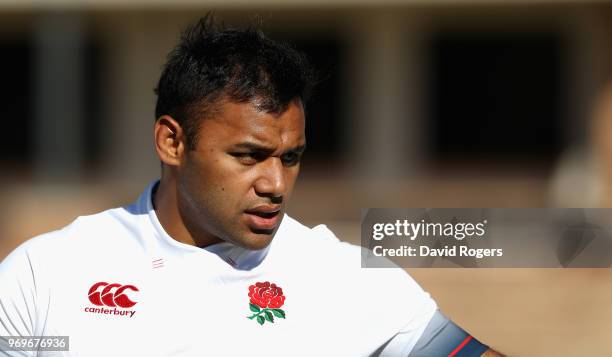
232 142 306 154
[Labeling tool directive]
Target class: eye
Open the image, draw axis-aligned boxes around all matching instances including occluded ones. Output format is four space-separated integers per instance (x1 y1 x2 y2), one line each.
231 152 258 165
231 152 268 165
281 152 301 167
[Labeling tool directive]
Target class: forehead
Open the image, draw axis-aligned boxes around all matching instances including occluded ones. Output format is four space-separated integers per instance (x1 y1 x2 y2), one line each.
197 99 306 147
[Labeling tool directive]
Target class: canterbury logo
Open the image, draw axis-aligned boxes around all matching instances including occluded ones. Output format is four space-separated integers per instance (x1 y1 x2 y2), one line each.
88 282 138 308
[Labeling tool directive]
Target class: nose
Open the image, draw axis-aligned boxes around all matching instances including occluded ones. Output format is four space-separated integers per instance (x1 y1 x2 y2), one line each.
254 157 287 200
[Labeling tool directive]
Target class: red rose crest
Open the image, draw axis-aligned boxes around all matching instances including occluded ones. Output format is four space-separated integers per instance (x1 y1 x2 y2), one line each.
247 281 286 325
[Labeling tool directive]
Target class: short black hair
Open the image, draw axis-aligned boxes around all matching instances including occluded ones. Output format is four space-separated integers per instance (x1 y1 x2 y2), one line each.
154 15 315 149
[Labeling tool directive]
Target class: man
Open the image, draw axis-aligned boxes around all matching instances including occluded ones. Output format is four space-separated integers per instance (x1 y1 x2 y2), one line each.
0 16 502 356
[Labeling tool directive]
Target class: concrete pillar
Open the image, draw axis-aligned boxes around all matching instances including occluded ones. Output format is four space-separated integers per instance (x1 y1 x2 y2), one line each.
102 15 181 184
344 12 425 181
33 13 85 181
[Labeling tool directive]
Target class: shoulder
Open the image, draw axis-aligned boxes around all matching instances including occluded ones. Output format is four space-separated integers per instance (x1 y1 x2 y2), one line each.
273 215 432 299
18 204 142 253
1 202 148 278
272 215 363 264
274 214 342 248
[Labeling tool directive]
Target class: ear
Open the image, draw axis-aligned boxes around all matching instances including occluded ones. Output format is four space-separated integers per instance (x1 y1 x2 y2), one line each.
154 115 185 167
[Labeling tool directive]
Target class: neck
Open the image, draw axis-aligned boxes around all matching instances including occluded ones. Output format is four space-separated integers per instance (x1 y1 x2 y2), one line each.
154 175 201 247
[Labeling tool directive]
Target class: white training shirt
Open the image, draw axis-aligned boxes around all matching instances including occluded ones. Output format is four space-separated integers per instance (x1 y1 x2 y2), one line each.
0 181 436 357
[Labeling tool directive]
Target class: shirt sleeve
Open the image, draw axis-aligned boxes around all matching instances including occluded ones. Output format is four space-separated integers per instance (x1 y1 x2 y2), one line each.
376 310 489 357
0 243 39 357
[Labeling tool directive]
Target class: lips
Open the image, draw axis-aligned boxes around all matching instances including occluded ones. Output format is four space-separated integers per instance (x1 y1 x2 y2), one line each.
244 206 282 231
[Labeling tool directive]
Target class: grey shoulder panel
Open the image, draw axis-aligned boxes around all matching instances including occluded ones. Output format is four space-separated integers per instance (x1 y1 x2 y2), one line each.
409 310 488 357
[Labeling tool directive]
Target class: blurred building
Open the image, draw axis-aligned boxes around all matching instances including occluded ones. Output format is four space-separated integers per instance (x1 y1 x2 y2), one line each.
2 1 612 245
3 0 612 252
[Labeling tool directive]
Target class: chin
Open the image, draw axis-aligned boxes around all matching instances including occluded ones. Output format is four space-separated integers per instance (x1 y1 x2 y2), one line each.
236 230 276 251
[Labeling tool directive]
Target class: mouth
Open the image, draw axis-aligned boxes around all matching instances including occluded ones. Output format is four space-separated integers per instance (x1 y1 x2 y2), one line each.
244 206 282 231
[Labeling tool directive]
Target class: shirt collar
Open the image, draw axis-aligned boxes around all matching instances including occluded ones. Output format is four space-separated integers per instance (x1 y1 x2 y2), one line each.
142 180 271 270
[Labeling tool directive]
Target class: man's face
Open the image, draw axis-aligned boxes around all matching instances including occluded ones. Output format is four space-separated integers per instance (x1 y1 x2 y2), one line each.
176 99 306 250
